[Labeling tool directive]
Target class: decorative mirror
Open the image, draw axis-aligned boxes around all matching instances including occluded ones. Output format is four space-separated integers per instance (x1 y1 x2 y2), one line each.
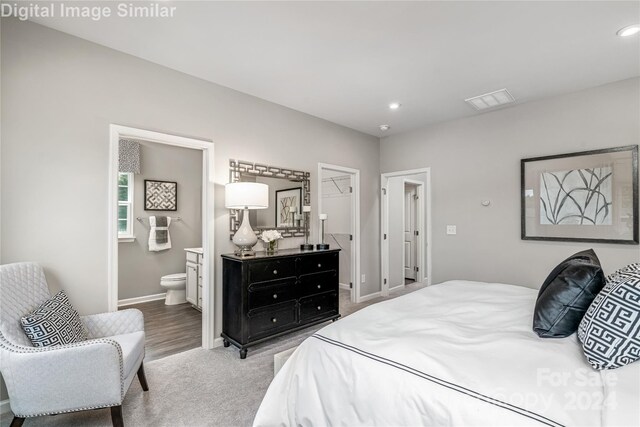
229 160 311 239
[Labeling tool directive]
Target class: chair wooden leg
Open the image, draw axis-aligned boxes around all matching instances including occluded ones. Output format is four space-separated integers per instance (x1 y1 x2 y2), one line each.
10 417 25 427
137 362 149 391
110 405 124 427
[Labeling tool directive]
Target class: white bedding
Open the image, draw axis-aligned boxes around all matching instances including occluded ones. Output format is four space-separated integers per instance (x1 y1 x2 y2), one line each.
254 281 640 427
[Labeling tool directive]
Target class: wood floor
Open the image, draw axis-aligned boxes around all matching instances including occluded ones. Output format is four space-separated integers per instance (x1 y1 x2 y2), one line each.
124 281 427 363
122 300 202 362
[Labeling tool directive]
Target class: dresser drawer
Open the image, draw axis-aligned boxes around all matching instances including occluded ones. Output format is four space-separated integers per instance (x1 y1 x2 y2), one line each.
300 253 338 275
248 259 296 283
248 301 297 340
248 280 296 310
299 292 338 323
298 271 338 297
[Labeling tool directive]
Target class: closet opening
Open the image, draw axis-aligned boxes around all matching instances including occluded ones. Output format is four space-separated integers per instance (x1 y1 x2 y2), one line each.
318 163 361 304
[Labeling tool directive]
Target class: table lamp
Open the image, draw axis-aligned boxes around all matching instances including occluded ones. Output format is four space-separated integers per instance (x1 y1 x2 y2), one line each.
316 213 329 250
300 205 314 250
225 182 269 257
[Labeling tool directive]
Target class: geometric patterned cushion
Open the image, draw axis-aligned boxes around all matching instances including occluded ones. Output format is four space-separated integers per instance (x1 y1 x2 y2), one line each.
20 290 88 347
578 263 640 370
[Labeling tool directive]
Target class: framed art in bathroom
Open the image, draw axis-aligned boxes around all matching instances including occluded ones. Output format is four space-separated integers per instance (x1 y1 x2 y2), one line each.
144 179 178 211
521 145 638 244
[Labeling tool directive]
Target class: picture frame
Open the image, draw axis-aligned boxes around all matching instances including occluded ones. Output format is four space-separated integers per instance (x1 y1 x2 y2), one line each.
275 187 302 227
521 145 638 244
144 179 178 211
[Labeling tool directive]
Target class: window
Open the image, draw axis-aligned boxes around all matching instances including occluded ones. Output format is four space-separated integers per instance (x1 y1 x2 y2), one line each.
118 172 134 239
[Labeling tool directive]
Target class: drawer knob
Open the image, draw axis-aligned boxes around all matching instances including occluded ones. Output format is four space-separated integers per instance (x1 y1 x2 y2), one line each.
317 263 322 268
317 306 322 311
273 294 278 299
317 284 321 289
273 270 278 275
271 318 277 323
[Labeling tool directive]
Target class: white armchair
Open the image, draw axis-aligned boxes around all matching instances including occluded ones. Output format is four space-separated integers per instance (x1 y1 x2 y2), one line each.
0 262 148 427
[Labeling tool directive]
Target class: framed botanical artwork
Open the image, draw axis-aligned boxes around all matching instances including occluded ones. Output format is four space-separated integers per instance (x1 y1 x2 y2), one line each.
144 180 178 211
275 187 302 227
521 145 638 244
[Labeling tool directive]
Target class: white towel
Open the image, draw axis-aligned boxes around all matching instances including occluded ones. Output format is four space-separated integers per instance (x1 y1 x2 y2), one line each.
148 216 172 252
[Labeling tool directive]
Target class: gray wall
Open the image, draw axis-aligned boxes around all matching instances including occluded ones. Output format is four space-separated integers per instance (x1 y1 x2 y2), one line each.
0 18 381 399
381 77 640 288
118 141 203 300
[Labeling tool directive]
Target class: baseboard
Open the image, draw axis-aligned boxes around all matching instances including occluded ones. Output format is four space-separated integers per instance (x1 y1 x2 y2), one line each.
118 293 166 307
339 283 350 290
388 284 404 293
0 399 10 415
358 291 381 303
212 337 224 348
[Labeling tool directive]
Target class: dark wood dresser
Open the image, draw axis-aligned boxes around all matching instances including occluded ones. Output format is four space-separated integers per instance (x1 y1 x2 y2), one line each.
221 248 340 358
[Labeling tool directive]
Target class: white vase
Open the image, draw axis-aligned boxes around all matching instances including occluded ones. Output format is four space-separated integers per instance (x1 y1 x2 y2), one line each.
232 209 257 254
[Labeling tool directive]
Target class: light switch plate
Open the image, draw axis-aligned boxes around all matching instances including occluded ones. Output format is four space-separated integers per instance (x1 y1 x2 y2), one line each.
446 225 457 235
361 274 366 283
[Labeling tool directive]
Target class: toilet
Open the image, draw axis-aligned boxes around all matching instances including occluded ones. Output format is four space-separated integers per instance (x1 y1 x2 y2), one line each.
160 273 187 305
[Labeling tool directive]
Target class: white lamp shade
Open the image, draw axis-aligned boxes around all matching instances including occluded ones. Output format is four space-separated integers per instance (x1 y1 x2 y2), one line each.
225 182 269 209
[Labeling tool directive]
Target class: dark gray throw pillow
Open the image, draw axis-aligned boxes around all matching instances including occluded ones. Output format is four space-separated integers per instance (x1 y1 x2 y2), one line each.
21 290 88 347
533 249 606 338
578 263 640 369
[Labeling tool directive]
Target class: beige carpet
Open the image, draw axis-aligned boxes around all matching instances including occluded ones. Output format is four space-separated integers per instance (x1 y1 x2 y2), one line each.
1 284 426 427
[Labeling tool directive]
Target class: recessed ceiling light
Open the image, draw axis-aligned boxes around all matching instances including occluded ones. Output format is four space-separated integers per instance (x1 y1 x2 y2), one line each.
379 124 391 131
617 24 640 37
465 88 515 111
389 102 401 110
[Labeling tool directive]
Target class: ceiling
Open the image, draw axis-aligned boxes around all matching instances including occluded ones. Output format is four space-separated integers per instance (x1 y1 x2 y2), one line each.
29 1 640 137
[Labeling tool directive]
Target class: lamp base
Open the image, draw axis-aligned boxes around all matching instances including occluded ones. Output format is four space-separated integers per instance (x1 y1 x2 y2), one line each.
316 243 330 250
234 246 256 257
300 243 314 251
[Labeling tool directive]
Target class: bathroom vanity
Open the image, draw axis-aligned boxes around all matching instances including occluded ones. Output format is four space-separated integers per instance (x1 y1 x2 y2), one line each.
185 247 203 310
221 248 340 359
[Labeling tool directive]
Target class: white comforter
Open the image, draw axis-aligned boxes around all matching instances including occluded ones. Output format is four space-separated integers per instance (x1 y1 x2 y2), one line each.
254 281 640 427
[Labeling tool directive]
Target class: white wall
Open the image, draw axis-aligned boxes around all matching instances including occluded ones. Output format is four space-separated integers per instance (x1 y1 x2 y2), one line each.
381 77 640 288
0 19 380 329
322 196 351 234
118 141 202 300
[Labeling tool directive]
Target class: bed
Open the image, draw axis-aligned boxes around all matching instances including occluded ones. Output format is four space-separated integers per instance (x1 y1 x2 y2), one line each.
254 280 640 426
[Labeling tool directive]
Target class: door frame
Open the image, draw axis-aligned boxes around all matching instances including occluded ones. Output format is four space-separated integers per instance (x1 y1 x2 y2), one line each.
401 179 423 285
107 124 217 349
381 168 432 296
317 163 361 303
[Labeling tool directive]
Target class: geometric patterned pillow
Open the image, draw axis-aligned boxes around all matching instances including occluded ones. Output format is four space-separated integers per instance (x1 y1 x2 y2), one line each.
578 263 640 370
20 290 88 347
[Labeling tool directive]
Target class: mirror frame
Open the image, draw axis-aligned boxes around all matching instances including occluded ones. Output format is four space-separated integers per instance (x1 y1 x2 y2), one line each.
229 159 311 239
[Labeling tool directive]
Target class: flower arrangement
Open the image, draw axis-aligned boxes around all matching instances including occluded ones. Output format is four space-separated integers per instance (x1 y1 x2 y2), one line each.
260 230 283 253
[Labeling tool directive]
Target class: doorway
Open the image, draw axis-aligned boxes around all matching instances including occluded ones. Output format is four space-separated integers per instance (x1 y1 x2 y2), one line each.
404 181 420 283
318 163 361 303
381 168 431 296
108 125 216 350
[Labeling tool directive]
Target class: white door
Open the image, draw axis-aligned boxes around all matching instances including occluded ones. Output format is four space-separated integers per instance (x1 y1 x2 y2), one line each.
404 186 417 280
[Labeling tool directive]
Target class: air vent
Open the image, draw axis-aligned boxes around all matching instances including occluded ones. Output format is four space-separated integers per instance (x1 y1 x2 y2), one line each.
465 88 515 111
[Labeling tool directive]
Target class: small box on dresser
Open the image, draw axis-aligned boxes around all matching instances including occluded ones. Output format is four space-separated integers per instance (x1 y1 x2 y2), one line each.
221 248 340 359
